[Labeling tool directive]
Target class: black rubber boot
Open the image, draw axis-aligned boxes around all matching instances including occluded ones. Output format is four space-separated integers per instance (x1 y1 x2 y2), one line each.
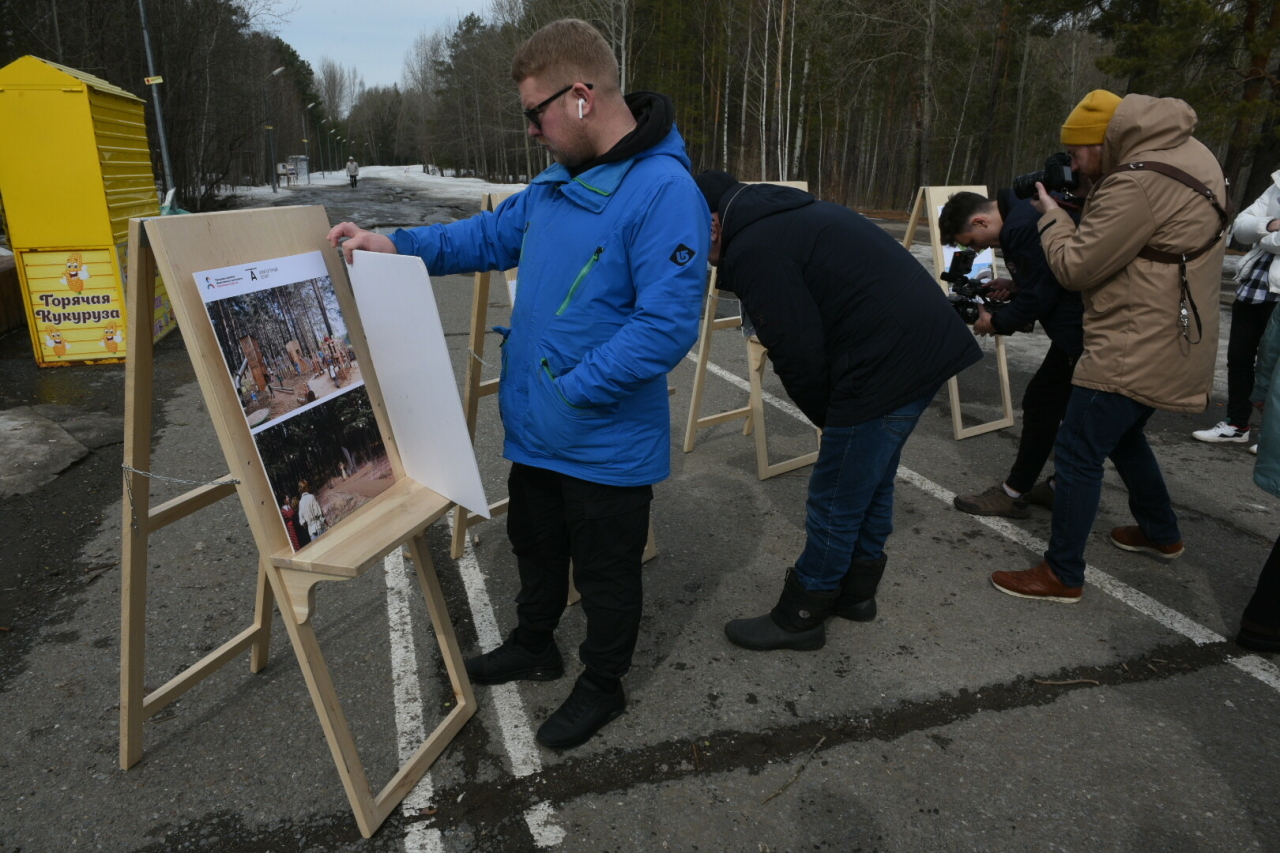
835 555 887 622
724 571 838 651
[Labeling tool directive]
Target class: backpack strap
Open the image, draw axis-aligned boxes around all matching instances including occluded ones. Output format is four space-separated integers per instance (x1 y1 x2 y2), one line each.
1096 160 1232 344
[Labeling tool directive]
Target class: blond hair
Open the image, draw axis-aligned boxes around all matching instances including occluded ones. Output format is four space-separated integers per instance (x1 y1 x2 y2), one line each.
511 18 619 93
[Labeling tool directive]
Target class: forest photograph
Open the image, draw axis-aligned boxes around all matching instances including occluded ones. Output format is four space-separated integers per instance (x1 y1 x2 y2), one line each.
252 385 392 551
205 274 362 430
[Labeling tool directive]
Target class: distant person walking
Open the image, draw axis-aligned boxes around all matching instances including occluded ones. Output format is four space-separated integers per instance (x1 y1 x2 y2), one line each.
345 156 359 189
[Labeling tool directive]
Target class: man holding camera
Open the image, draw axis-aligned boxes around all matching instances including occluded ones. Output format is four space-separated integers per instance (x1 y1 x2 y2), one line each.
939 184 1084 518
991 90 1228 603
693 172 982 651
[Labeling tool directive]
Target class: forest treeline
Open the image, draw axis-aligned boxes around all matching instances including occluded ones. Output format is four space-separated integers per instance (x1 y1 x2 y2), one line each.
3 0 1280 212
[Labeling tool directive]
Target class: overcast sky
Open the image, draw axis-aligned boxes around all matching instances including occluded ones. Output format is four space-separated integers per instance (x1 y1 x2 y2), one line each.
272 0 492 89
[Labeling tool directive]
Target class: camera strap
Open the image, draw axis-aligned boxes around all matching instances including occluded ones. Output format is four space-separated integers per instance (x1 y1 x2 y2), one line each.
1099 160 1231 345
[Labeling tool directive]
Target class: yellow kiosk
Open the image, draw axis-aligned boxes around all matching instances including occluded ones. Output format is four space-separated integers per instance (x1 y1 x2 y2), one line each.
0 55 176 367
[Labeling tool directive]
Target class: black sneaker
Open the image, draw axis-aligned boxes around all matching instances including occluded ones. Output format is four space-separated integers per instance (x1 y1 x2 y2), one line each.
465 632 563 685
536 678 626 749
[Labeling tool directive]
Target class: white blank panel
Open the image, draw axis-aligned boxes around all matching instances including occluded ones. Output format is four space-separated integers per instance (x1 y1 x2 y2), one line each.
347 250 490 519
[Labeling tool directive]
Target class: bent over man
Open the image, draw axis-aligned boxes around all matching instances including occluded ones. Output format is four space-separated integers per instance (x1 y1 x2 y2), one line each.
991 90 1228 602
328 19 709 748
693 172 982 652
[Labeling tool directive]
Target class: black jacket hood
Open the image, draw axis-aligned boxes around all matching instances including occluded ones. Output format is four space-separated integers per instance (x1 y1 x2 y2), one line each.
717 183 815 292
719 183 815 244
568 91 674 177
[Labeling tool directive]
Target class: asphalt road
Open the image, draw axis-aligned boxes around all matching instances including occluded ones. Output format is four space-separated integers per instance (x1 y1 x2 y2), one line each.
0 175 1277 853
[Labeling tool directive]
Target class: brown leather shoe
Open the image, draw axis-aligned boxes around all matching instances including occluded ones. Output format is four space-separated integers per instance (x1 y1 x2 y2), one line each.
991 561 1082 603
1109 526 1184 560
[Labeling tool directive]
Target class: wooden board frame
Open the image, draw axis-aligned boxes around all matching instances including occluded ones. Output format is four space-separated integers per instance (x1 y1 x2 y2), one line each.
682 181 820 480
901 185 1015 440
119 207 475 838
450 192 657 579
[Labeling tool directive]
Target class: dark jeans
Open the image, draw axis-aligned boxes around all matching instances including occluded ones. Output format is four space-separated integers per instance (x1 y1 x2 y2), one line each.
1006 341 1077 494
1243 535 1280 627
506 462 651 685
793 390 936 592
1045 388 1180 587
1227 300 1277 427
349 175 358 188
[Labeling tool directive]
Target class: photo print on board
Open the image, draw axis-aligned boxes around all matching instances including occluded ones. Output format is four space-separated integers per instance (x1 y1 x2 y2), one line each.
195 251 392 550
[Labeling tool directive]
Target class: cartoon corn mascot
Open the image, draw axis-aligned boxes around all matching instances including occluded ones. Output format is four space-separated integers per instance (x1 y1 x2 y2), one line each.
44 325 69 357
102 322 122 354
61 252 90 293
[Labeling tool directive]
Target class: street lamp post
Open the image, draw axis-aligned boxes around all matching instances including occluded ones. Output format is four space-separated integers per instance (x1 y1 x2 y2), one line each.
302 101 315 183
263 66 285 193
137 0 175 201
319 118 330 176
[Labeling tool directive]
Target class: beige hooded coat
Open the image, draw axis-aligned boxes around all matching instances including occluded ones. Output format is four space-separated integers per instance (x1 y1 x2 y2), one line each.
1037 94 1226 413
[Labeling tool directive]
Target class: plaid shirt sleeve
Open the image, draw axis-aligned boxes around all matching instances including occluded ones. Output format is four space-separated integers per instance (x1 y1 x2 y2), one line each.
1237 252 1280 304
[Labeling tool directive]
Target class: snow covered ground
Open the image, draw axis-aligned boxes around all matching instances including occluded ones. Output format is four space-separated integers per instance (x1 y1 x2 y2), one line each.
231 164 526 208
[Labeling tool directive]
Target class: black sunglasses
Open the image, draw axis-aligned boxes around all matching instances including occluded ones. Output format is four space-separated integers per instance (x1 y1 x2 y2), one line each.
523 83 593 129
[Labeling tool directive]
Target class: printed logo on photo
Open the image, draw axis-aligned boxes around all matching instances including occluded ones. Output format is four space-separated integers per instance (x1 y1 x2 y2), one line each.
669 244 696 266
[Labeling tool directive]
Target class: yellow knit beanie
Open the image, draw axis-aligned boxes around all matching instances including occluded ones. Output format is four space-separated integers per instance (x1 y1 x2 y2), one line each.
1061 90 1122 145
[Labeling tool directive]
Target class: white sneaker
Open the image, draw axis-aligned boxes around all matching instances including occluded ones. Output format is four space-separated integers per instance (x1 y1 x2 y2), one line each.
1251 444 1259 455
1192 421 1250 443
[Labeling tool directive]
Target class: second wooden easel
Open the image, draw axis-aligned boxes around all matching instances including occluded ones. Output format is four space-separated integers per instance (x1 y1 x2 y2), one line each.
682 180 820 480
902 185 1014 440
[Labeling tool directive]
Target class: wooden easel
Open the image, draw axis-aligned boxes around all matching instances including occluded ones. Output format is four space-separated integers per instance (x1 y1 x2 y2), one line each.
902 185 1015 439
120 207 475 838
450 192 657 574
682 180 820 480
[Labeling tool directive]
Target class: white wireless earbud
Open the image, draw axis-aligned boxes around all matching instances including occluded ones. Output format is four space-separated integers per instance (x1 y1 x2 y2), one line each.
578 99 585 119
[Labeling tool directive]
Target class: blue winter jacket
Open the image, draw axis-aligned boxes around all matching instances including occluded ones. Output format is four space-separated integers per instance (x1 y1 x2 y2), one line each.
389 127 710 486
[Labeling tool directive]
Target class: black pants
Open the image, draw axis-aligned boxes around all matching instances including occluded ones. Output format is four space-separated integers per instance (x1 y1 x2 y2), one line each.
1227 300 1277 427
1244 535 1280 627
1006 341 1078 494
349 175 358 188
507 462 652 685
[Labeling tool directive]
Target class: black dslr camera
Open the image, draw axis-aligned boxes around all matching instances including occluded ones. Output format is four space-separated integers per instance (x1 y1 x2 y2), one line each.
942 249 1000 325
1012 152 1078 200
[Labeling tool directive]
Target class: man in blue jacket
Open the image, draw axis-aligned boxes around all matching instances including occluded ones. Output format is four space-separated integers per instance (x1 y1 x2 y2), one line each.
328 19 709 749
693 172 982 652
939 189 1085 518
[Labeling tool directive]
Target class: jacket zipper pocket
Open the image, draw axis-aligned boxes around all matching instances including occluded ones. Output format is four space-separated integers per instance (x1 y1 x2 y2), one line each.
555 247 604 315
541 357 583 409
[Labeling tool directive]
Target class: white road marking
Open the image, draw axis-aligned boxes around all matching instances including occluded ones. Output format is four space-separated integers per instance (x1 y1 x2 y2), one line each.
456 539 544 778
385 539 565 850
384 547 445 853
524 801 568 847
690 353 1280 694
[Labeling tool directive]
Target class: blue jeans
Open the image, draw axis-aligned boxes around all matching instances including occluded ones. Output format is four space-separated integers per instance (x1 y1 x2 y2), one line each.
794 391 936 591
1046 387 1180 587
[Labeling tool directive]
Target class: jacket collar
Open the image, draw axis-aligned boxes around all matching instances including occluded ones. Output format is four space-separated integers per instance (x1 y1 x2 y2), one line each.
531 159 635 213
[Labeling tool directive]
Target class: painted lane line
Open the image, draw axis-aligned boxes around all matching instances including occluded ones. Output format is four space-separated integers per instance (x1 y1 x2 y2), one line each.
524 801 568 848
691 353 1280 695
456 539 544 779
456 539 567 844
893 469 1227 647
384 548 445 853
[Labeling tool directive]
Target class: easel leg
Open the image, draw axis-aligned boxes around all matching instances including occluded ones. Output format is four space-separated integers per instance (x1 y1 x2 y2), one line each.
683 285 719 453
249 560 274 673
265 563 380 836
405 535 475 713
120 219 156 770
